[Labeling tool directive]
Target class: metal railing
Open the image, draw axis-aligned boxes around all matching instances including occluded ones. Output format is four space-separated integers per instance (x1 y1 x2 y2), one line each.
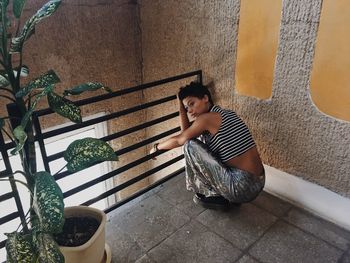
0 70 202 252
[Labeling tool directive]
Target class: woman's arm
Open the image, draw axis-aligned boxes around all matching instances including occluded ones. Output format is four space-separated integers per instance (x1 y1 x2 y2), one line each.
178 96 190 131
150 114 210 155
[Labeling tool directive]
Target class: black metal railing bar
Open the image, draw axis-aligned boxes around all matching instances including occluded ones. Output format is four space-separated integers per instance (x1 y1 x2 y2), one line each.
0 69 202 251
0 211 20 226
0 135 27 235
81 154 184 206
34 70 202 117
54 125 181 181
36 95 176 142
0 192 14 203
104 167 185 214
58 147 168 192
46 111 179 162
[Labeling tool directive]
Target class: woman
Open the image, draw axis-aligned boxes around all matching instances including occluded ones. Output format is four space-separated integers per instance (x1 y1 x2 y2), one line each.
150 82 265 209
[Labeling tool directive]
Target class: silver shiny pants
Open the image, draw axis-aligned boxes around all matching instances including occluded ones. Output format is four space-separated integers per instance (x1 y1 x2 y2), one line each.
184 139 265 203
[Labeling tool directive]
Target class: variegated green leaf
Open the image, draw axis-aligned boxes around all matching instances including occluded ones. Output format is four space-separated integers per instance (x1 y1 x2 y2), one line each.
14 65 29 77
0 0 9 8
48 91 82 123
10 0 61 53
63 82 112 96
0 66 28 88
13 0 26 18
36 233 64 263
0 1 9 22
5 232 35 263
10 125 27 155
33 171 64 233
21 85 54 128
20 108 34 129
0 2 10 42
64 137 117 172
15 70 60 98
0 73 9 88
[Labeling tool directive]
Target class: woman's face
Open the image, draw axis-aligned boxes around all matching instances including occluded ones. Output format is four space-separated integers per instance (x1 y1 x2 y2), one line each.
182 95 210 119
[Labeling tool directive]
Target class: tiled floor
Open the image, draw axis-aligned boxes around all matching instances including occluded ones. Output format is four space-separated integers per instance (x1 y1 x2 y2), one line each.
106 173 350 263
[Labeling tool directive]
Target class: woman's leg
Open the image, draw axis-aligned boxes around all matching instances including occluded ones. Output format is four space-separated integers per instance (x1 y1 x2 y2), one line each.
184 139 265 203
184 139 222 197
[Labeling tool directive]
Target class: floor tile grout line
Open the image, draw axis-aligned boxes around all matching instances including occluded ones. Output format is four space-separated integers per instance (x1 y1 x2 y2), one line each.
236 217 282 261
110 175 348 262
154 183 210 219
338 249 350 263
250 197 293 219
248 196 348 252
286 206 350 240
139 217 200 262
156 194 208 221
233 252 263 263
250 196 350 251
280 217 347 254
192 212 278 263
254 193 350 239
189 217 246 260
133 221 191 262
109 191 192 261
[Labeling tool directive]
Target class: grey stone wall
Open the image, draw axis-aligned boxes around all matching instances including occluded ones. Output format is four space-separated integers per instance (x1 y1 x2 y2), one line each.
139 0 350 197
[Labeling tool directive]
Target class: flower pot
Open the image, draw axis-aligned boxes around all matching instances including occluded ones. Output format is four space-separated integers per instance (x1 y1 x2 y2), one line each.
59 206 107 263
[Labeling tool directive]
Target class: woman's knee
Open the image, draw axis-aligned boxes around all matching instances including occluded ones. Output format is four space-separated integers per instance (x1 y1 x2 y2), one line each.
184 139 199 154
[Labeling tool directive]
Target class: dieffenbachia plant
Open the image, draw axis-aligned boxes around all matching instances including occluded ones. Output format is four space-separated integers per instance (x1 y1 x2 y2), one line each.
0 1 117 262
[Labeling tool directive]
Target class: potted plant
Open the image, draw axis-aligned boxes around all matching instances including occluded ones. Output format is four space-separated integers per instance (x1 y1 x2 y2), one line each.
56 206 109 263
0 0 117 262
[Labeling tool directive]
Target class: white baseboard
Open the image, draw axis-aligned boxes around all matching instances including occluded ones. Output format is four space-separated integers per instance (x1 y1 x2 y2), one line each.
263 164 350 231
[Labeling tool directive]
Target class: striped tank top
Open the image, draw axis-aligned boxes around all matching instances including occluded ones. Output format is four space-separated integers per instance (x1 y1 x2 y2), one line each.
199 105 256 162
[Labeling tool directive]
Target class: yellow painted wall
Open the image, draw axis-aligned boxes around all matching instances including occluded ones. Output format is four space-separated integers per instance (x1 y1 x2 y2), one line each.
310 0 350 121
235 0 282 99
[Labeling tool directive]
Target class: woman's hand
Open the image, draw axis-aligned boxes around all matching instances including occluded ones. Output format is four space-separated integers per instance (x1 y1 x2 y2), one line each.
149 143 159 160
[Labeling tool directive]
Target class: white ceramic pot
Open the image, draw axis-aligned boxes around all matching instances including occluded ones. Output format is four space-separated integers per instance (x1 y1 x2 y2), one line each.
59 206 107 263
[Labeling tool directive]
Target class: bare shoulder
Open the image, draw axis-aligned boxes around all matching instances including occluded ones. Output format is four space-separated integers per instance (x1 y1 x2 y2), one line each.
195 112 222 134
196 111 220 121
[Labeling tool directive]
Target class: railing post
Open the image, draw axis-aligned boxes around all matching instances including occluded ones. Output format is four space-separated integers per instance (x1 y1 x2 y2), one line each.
197 70 203 85
6 103 21 129
0 129 28 234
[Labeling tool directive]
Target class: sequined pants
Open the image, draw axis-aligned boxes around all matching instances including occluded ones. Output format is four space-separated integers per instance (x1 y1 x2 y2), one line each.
184 139 265 203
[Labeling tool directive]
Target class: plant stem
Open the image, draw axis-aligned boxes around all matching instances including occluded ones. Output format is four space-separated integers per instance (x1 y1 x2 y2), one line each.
54 164 68 177
15 48 23 86
1 4 9 65
0 178 30 190
0 58 5 67
16 208 32 232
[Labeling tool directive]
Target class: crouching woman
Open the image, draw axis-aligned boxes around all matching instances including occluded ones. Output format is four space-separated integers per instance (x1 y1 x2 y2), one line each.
150 82 265 209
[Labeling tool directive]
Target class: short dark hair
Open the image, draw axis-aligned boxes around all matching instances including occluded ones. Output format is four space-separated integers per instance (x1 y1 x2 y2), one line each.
178 82 213 104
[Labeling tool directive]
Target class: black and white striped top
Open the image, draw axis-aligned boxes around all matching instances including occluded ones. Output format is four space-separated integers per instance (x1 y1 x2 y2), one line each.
199 105 256 162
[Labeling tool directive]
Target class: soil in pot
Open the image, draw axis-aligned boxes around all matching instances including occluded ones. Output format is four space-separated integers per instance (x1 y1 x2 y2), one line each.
54 216 100 247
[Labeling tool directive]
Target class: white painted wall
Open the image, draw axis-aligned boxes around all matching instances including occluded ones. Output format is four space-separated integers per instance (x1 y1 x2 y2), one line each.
264 164 350 231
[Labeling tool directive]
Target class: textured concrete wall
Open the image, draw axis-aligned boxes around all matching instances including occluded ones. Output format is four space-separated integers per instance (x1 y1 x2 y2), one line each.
1 0 143 125
139 0 350 198
0 0 148 199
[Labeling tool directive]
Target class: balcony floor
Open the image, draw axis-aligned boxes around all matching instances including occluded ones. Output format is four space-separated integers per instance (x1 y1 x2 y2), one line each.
106 173 350 263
